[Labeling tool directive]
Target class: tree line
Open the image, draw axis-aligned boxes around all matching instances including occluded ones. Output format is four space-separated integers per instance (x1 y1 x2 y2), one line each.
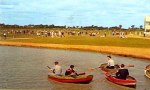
0 23 144 30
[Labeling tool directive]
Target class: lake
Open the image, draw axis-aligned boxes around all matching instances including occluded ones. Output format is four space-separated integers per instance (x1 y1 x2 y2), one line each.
0 46 150 90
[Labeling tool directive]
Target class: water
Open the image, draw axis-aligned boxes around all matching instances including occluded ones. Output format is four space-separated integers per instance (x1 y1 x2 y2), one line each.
0 46 150 90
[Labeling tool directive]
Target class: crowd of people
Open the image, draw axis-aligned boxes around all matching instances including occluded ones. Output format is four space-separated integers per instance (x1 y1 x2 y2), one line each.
1 29 139 39
0 29 101 38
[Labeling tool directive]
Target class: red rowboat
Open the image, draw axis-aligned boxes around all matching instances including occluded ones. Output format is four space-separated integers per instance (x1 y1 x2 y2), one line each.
105 73 136 88
48 73 93 84
144 64 150 79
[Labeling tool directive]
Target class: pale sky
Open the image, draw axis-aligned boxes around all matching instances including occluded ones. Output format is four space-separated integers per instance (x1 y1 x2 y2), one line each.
0 0 150 28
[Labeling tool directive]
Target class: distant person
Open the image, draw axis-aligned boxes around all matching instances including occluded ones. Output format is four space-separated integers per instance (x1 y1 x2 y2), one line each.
65 65 78 77
61 32 65 37
116 64 129 80
51 31 54 38
144 33 146 37
106 55 115 69
104 32 106 37
52 61 62 76
3 33 7 39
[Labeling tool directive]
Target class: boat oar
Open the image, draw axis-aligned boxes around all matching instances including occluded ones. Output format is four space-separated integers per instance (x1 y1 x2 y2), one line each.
115 64 134 68
126 64 134 67
88 64 134 71
47 66 52 69
88 67 101 71
77 72 86 75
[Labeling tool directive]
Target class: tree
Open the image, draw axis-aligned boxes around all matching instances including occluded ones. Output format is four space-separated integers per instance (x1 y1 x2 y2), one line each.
131 25 135 29
140 25 143 29
91 25 94 27
119 25 122 29
76 26 79 28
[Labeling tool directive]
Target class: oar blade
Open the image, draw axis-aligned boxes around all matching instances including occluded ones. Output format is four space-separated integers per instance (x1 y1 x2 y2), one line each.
126 64 134 67
47 66 51 69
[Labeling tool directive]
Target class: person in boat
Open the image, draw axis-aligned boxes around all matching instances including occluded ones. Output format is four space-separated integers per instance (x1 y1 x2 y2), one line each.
145 64 150 69
52 61 62 76
116 64 129 80
106 55 115 69
65 65 78 77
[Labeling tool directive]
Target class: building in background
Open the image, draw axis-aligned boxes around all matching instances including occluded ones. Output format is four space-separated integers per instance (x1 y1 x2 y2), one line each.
144 16 150 36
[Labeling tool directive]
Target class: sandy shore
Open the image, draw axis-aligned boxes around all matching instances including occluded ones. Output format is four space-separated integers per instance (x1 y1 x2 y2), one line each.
0 41 150 60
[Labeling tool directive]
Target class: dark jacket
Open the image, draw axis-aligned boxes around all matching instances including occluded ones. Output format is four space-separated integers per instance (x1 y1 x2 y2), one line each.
116 68 129 80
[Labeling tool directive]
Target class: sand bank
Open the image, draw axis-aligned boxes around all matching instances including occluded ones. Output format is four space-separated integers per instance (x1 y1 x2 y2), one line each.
0 41 150 60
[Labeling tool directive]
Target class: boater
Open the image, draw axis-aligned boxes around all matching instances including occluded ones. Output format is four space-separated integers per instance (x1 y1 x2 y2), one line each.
116 64 129 80
106 55 115 69
65 65 78 77
52 61 62 76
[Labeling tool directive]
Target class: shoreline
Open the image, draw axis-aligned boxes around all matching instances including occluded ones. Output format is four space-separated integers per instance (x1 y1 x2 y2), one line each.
0 41 150 60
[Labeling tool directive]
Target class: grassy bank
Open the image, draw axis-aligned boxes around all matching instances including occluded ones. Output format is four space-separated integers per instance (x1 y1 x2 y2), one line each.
2 35 150 48
0 35 150 60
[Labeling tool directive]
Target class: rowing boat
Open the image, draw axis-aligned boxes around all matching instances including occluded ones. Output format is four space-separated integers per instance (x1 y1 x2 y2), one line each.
48 73 93 84
144 64 150 79
105 73 136 88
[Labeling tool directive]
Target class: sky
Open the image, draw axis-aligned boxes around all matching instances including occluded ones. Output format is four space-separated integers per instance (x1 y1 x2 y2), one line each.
0 0 150 28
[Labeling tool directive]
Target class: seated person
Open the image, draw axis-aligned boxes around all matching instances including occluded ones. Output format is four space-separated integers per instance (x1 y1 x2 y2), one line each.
65 65 78 77
52 61 62 76
106 55 115 69
116 64 129 80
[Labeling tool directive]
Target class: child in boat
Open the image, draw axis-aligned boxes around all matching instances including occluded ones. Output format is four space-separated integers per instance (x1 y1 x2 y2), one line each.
116 64 129 80
65 65 78 77
106 55 115 69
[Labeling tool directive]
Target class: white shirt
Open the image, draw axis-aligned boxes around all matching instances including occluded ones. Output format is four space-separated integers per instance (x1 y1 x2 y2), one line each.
108 59 115 66
53 65 62 75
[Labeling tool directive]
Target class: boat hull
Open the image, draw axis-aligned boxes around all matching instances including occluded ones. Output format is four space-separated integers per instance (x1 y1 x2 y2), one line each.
144 64 150 79
105 73 136 88
48 74 93 84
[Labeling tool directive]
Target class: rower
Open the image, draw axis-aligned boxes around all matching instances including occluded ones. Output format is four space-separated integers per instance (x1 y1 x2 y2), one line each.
106 55 115 69
65 65 78 77
116 64 129 80
52 61 62 76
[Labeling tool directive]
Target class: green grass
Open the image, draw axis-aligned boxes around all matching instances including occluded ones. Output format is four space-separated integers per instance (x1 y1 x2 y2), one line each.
2 35 150 48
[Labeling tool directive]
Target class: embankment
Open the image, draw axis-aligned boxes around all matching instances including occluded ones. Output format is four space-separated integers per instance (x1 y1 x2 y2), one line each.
0 41 150 60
